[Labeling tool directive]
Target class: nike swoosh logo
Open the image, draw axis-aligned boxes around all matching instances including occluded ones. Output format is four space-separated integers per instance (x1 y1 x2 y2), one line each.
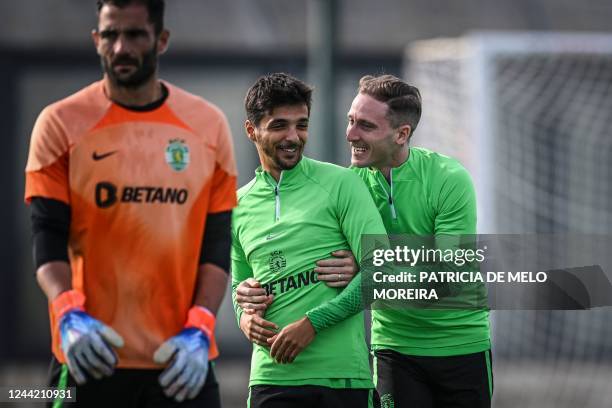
92 150 118 161
266 232 283 241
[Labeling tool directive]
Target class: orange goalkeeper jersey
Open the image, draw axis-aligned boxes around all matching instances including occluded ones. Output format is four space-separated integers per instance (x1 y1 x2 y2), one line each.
24 80 237 368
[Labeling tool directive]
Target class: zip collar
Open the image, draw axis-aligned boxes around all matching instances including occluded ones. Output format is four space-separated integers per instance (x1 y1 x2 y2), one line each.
374 169 397 220
265 171 283 221
368 151 413 221
254 157 307 221
255 156 306 187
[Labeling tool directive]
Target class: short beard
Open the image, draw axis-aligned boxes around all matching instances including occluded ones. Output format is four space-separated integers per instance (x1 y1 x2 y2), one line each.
102 45 158 89
262 142 303 171
275 155 301 171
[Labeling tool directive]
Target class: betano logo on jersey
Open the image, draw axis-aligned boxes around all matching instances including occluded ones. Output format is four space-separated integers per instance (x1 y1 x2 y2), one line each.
262 250 321 296
165 139 190 171
95 182 188 208
262 269 319 296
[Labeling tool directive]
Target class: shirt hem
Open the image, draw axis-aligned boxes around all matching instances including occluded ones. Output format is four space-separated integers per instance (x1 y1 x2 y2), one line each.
249 378 374 389
372 338 491 357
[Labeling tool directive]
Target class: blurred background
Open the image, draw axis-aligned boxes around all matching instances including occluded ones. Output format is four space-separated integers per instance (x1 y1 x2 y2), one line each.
1 0 611 407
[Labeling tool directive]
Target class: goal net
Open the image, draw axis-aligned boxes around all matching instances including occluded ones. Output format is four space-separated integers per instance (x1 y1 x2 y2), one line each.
405 31 612 408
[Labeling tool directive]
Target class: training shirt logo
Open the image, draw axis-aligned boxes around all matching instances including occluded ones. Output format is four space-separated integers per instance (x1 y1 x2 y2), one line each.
262 269 318 296
380 394 395 408
165 139 190 171
95 182 188 208
268 250 287 274
265 232 283 241
92 150 117 161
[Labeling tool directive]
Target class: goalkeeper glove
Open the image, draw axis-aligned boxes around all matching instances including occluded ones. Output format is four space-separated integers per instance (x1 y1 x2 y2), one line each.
53 290 124 385
153 306 217 402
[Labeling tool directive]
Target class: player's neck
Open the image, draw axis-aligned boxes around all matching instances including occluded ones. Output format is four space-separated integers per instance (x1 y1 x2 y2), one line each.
267 168 281 182
260 160 282 182
379 147 409 181
103 76 164 108
256 150 278 181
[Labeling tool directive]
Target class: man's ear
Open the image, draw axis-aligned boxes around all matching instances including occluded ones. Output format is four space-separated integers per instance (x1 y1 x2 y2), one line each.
245 120 257 142
92 29 101 54
396 124 411 145
156 29 170 55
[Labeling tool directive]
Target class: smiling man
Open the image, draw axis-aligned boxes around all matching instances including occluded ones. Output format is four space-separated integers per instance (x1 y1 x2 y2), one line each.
231 73 386 408
348 75 492 408
24 1 236 406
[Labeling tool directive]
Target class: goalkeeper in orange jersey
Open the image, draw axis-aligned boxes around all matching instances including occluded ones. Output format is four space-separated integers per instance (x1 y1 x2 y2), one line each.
25 1 237 406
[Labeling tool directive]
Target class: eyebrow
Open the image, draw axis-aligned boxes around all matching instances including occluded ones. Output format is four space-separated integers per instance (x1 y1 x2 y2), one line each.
268 118 288 125
271 117 309 123
98 28 149 36
349 115 377 128
265 117 309 127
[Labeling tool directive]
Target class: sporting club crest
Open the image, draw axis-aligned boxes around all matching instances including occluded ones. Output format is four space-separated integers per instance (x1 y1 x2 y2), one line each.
380 393 395 408
165 139 190 171
268 250 287 274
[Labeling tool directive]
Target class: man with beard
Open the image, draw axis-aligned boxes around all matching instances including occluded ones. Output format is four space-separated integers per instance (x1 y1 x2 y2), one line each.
24 1 237 406
231 73 386 408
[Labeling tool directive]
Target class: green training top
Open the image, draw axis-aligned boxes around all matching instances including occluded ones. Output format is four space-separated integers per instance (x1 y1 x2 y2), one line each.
353 147 491 356
231 156 387 387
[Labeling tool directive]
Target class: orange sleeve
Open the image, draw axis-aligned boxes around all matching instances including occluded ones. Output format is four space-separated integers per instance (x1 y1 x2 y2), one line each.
208 113 237 213
24 107 70 205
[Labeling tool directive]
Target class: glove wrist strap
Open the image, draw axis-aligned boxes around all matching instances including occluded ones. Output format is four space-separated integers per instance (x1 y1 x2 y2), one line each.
185 306 215 340
185 305 219 359
51 289 85 319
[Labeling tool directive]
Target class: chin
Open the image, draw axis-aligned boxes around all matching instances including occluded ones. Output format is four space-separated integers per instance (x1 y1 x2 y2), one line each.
284 160 300 170
351 156 369 168
278 156 302 170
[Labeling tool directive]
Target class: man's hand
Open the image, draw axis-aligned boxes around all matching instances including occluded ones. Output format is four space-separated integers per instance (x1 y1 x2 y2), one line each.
59 311 124 385
315 250 358 288
154 328 209 402
239 311 278 347
268 317 316 364
236 278 274 313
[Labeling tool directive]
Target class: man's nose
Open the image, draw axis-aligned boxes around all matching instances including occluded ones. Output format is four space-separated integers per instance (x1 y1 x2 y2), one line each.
113 33 132 55
346 124 359 142
285 127 300 142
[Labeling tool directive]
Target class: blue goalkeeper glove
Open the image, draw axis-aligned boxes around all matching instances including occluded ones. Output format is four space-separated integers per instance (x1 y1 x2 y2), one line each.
59 310 124 384
153 327 210 402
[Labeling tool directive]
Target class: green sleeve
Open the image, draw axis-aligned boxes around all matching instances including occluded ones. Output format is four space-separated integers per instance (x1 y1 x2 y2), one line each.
306 272 365 332
428 164 479 298
306 172 387 332
230 227 253 326
335 171 388 259
434 164 477 235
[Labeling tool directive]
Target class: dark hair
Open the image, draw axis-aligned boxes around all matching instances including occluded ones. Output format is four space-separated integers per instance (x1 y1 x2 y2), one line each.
245 73 313 126
358 74 422 135
96 0 165 34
